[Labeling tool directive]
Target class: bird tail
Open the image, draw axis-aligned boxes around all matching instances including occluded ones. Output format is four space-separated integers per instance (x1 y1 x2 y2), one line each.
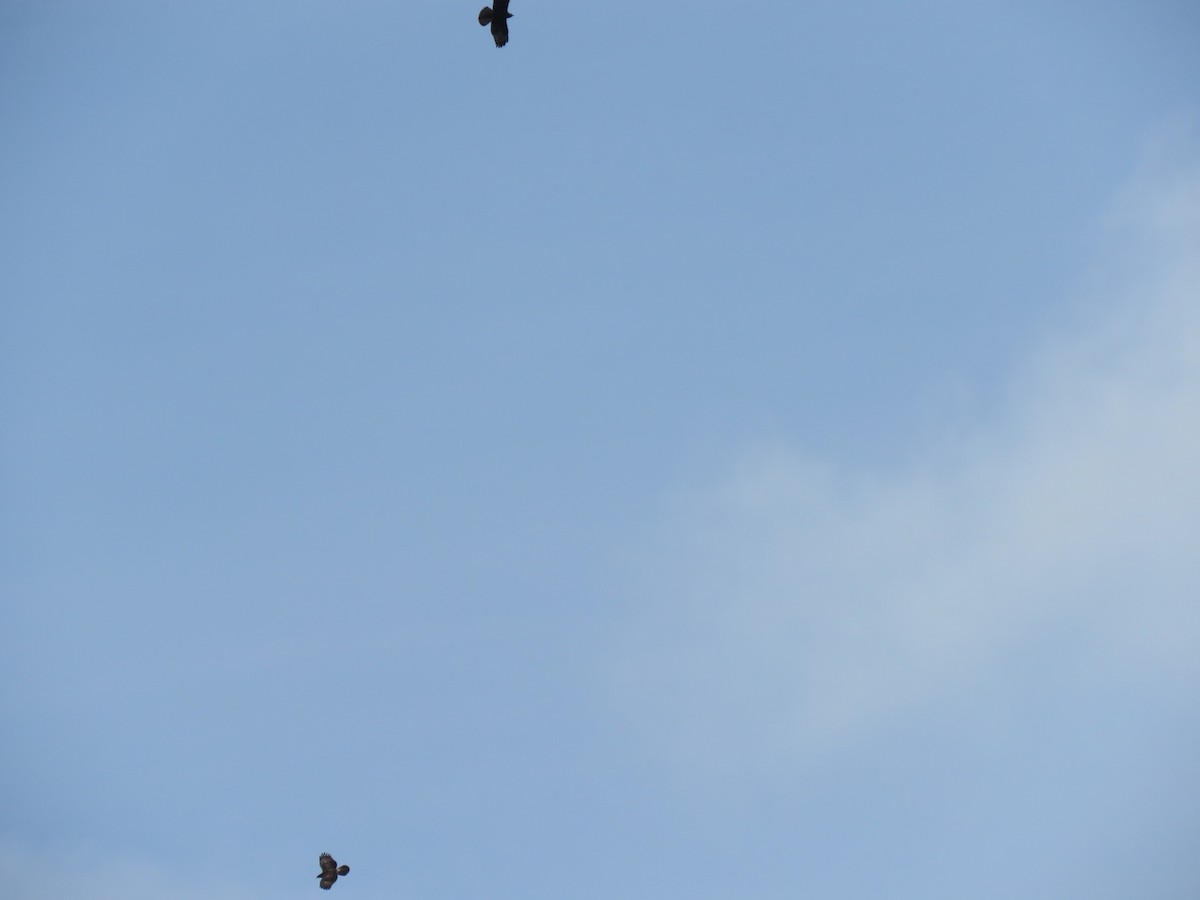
478 7 492 26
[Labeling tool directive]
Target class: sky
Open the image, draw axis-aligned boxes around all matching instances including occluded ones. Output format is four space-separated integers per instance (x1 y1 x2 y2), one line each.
2 1 1200 898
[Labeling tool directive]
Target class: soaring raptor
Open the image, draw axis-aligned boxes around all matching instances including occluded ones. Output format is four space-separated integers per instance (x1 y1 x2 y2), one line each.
317 853 350 890
478 0 512 47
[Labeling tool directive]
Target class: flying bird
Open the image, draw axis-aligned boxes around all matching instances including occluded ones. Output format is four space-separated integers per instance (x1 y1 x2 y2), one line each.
317 853 350 890
478 0 512 47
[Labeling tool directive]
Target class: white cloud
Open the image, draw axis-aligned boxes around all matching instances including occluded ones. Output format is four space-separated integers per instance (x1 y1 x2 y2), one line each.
612 139 1200 776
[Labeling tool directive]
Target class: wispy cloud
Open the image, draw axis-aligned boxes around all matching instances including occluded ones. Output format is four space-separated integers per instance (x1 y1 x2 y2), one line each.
613 135 1200 776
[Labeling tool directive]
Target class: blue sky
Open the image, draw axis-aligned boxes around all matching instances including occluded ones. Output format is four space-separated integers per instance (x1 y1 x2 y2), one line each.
3 1 1200 898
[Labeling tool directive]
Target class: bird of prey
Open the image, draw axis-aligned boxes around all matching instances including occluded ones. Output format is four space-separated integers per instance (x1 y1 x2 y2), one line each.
478 0 512 47
317 853 350 890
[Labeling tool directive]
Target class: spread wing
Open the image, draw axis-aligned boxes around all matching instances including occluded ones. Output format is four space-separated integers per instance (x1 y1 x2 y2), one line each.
319 854 338 875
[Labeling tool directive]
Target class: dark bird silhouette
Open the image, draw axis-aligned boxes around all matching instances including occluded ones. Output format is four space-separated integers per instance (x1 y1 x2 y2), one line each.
478 0 512 47
317 853 350 890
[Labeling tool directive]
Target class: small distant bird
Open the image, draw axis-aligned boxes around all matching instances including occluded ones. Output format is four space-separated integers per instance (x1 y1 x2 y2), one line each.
478 0 513 47
317 853 350 890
